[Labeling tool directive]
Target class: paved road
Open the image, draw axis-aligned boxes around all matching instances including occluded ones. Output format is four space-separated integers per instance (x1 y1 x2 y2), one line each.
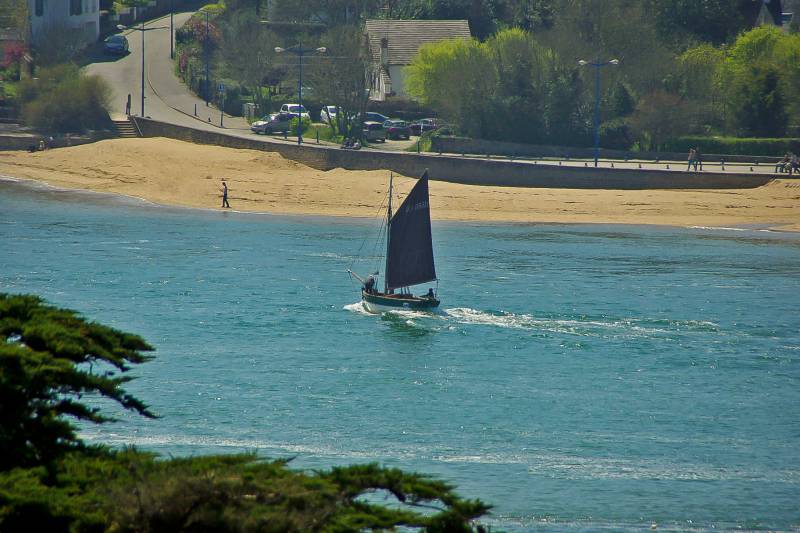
86 12 248 132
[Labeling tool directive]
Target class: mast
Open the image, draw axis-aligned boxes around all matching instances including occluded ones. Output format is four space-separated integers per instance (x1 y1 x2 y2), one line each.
384 173 392 293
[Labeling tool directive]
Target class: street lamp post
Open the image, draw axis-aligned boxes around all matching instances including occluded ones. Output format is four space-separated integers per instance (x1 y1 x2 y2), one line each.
275 45 326 144
205 10 210 106
118 20 169 117
578 58 619 167
170 0 174 60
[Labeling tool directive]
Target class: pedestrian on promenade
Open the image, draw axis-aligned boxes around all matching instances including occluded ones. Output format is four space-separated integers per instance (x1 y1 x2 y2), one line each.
693 148 703 171
687 148 695 171
220 180 231 208
125 93 131 115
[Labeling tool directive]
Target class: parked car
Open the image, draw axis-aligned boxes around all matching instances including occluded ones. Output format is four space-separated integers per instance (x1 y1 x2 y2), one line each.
103 35 129 55
250 113 292 134
409 118 440 136
363 112 389 124
383 119 411 140
362 121 386 143
279 103 310 120
321 105 338 124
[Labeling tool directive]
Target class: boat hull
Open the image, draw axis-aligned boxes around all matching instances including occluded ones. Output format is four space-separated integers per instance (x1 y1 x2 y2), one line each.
361 290 440 313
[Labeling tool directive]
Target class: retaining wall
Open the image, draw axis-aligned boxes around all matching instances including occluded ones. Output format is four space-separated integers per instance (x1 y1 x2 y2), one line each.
132 117 774 190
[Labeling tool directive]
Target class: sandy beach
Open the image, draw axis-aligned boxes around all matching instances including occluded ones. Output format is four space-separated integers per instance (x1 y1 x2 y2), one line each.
1 137 798 231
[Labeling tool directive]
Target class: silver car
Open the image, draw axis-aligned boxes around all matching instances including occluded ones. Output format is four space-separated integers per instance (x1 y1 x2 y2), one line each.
362 121 386 143
250 113 292 134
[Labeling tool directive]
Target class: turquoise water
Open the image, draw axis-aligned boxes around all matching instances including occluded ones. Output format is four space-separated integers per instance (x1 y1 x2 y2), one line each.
2 180 799 532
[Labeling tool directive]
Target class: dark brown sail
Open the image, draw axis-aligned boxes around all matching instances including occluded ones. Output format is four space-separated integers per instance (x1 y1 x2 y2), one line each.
385 171 436 291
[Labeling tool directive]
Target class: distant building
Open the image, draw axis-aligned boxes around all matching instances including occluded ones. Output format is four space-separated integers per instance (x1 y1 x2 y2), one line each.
780 0 798 28
27 0 101 47
364 19 471 101
756 0 784 26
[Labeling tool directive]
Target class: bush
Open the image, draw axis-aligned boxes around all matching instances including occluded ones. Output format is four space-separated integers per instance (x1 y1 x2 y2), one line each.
662 136 800 156
288 116 311 134
599 118 632 150
17 64 112 133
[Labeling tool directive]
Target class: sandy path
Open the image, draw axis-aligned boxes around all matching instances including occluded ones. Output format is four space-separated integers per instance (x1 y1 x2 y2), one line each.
1 137 798 232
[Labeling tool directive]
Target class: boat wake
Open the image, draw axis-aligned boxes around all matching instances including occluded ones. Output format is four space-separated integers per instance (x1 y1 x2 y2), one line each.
345 303 718 339
444 308 718 338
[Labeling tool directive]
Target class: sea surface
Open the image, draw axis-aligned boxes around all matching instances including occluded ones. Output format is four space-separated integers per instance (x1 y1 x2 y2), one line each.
2 179 799 532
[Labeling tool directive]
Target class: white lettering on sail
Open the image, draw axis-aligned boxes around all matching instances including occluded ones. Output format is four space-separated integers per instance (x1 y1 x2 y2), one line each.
405 201 428 213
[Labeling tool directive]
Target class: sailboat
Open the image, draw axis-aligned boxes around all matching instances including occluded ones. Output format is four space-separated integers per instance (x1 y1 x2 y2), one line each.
349 170 440 313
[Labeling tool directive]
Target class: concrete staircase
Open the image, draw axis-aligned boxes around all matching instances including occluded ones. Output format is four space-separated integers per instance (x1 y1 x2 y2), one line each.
113 118 140 138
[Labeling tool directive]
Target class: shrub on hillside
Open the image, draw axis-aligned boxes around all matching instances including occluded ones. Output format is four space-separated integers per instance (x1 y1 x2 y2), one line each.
17 64 112 133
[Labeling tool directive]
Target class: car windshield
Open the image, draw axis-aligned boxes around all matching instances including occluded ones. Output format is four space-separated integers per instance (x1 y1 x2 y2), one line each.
326 106 337 113
107 36 125 44
288 105 306 113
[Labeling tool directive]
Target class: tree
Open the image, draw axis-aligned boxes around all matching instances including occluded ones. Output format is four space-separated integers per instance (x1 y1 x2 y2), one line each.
728 64 788 137
219 8 280 115
627 90 693 150
0 295 492 531
406 28 587 144
716 26 800 136
0 293 155 471
309 26 373 139
646 0 759 46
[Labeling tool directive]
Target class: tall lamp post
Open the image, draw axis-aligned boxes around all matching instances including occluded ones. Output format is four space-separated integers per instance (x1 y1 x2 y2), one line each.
275 45 327 144
170 0 174 60
578 58 619 167
118 21 168 118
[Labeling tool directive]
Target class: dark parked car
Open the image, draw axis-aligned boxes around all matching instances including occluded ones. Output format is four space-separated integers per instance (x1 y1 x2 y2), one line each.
383 119 411 140
362 121 387 142
250 113 292 134
103 35 129 55
363 112 389 124
409 118 440 136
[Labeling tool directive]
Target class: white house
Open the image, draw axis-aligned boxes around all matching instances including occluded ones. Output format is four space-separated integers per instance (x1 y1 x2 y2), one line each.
28 0 100 46
364 19 471 101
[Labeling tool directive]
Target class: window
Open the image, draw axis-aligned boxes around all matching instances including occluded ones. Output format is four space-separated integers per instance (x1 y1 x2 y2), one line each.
35 0 44 16
70 0 82 15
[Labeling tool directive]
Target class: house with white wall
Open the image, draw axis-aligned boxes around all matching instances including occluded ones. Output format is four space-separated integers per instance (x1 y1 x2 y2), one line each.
364 19 471 102
28 0 101 47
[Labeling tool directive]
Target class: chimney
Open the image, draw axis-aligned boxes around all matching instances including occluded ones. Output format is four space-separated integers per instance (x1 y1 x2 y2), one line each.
380 37 388 66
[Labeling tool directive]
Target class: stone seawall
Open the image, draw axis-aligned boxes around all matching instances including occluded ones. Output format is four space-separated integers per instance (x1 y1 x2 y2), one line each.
132 118 773 190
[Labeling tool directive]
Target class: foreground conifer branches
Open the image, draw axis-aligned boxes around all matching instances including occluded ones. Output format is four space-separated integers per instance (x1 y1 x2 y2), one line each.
0 293 490 531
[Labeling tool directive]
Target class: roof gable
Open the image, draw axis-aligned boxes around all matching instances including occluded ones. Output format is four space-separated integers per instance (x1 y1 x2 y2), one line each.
365 19 471 66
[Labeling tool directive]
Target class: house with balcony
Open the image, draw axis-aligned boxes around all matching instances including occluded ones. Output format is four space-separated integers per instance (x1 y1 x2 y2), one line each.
27 0 101 47
364 19 471 102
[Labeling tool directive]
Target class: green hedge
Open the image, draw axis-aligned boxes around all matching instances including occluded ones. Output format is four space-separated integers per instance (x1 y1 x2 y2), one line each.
663 136 800 156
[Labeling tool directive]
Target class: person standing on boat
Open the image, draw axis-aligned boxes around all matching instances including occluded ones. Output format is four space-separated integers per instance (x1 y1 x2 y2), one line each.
364 274 376 293
221 180 230 208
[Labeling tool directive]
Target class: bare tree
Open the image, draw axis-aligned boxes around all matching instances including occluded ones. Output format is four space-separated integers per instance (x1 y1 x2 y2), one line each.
308 25 373 139
219 9 281 115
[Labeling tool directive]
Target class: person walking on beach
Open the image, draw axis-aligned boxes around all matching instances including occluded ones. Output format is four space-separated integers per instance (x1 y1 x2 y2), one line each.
687 148 695 171
220 180 230 208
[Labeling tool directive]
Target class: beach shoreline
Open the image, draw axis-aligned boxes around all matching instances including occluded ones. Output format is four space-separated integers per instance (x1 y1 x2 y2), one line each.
1 137 798 232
